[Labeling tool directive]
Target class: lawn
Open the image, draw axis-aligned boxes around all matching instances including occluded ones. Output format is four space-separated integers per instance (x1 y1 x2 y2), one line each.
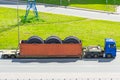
0 7 120 49
35 0 120 12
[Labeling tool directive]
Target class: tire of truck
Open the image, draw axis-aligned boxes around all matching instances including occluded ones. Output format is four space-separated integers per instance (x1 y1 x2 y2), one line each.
93 54 98 58
2 55 9 59
27 36 44 44
86 54 92 58
10 55 16 59
63 36 81 44
45 36 62 44
106 54 112 58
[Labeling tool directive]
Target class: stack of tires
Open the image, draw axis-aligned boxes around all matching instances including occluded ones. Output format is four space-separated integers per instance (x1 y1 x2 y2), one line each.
22 36 81 44
63 36 81 44
2 36 81 59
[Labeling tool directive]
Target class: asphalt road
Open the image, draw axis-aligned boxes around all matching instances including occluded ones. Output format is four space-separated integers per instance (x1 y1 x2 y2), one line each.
0 51 120 79
0 51 120 73
0 0 120 78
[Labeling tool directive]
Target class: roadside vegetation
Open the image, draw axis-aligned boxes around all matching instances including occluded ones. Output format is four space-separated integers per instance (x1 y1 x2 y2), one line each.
35 0 120 12
0 7 120 49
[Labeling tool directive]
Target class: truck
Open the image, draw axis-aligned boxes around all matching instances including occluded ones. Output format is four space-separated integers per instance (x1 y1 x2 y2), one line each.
1 36 116 59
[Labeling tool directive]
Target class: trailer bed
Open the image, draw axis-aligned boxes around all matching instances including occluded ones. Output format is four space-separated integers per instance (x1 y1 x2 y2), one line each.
20 43 82 58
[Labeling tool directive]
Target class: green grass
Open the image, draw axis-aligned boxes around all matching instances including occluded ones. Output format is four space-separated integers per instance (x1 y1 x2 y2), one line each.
35 0 120 12
0 7 120 49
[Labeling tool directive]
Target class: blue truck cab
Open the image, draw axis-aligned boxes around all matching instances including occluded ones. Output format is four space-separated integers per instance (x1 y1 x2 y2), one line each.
104 38 116 58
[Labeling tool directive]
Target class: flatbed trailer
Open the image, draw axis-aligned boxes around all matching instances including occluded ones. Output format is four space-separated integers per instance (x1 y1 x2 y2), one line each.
19 43 82 58
1 36 117 59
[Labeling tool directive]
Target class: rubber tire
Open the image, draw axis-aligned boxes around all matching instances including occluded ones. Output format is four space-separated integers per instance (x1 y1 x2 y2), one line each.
2 55 9 59
63 36 81 44
45 36 62 44
106 54 112 58
27 36 44 44
94 54 98 58
10 55 16 59
86 55 92 58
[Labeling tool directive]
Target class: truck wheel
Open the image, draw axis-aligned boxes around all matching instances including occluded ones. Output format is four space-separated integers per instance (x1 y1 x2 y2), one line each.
2 55 9 59
27 36 44 44
86 55 92 58
94 54 98 58
45 36 62 44
63 36 81 44
10 55 16 59
106 54 112 58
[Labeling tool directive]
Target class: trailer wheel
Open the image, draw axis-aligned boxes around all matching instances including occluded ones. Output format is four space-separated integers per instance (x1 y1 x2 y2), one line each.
94 54 98 58
10 55 16 59
2 55 9 59
106 54 112 58
86 55 92 58
27 36 44 44
45 36 62 44
63 36 81 44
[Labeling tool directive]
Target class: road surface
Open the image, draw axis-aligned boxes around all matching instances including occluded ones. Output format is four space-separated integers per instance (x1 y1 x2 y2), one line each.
0 0 120 22
0 51 120 79
0 0 120 79
0 52 120 72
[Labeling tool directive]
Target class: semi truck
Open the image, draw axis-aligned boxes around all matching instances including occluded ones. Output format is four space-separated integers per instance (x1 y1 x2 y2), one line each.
1 36 116 59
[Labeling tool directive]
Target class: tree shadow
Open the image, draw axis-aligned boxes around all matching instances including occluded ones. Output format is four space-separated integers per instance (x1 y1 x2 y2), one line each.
0 16 44 34
20 16 45 24
0 23 18 33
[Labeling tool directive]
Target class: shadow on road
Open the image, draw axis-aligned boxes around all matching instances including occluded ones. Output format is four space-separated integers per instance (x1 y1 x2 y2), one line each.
11 57 114 63
83 58 114 62
12 58 79 63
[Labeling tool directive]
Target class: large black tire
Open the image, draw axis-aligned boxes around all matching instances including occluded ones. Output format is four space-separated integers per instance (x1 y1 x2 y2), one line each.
2 55 9 59
63 36 81 44
85 54 92 58
27 36 44 44
10 55 16 59
45 36 62 44
106 54 112 58
94 54 98 58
